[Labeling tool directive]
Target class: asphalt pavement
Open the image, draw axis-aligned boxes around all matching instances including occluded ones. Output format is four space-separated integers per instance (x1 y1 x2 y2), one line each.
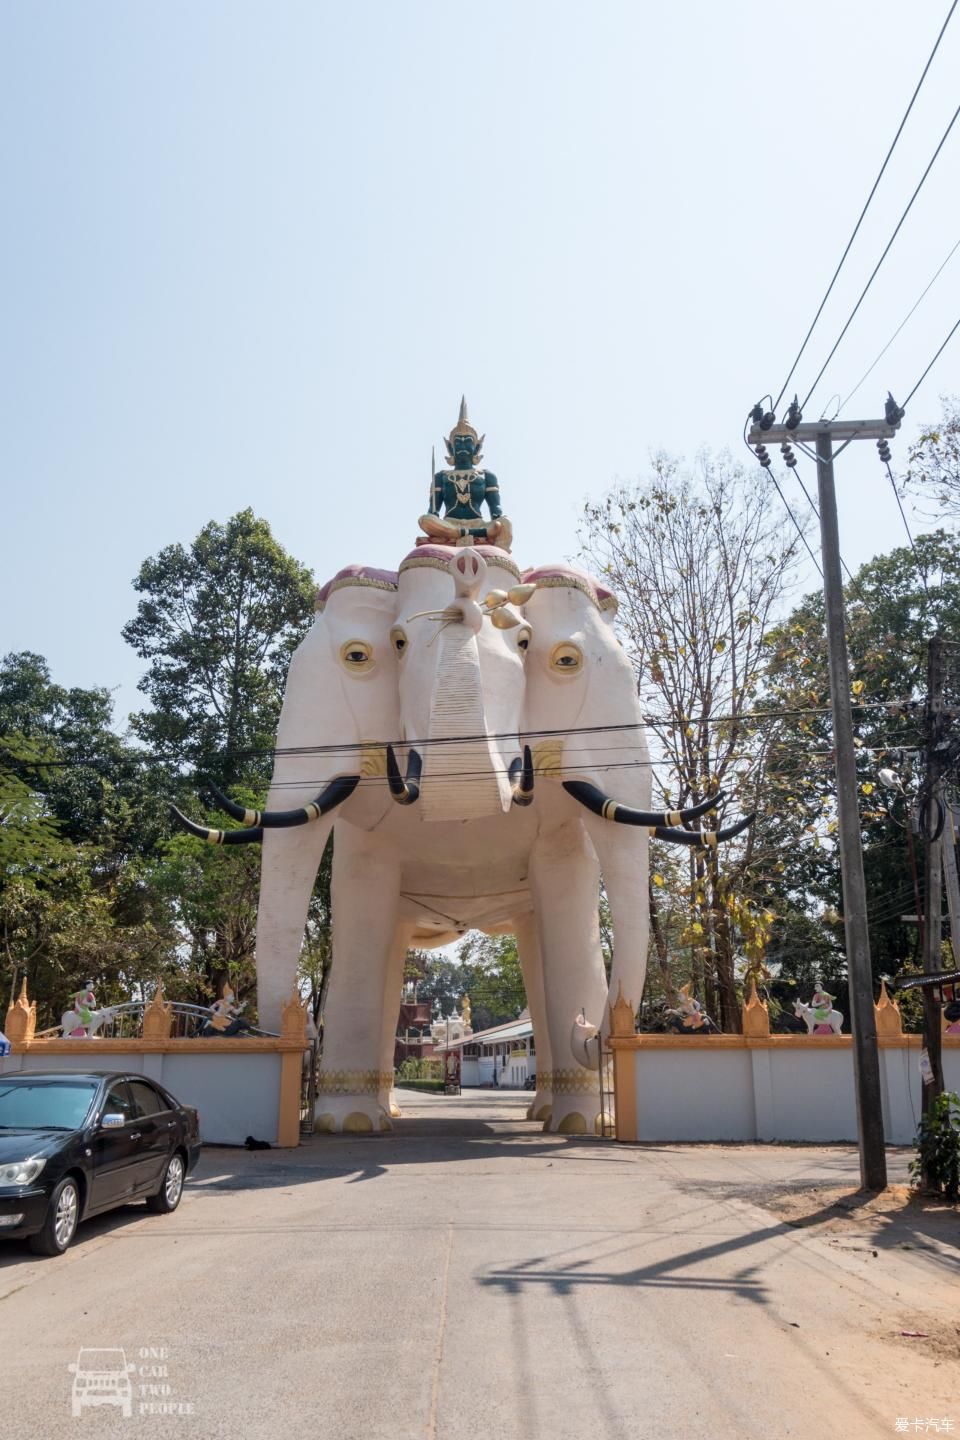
1 1091 957 1439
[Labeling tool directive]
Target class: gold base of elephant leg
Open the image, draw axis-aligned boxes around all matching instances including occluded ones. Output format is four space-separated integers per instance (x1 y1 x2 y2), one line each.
343 1110 374 1134
535 1103 552 1124
556 1110 588 1135
389 1102 402 1119
314 1113 336 1134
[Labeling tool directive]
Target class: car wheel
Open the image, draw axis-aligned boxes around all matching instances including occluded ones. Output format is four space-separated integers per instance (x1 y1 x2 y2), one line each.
146 1152 185 1214
28 1177 80 1256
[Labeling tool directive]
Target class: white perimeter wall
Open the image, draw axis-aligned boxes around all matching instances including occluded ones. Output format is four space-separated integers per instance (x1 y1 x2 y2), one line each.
629 1044 960 1144
0 1051 284 1146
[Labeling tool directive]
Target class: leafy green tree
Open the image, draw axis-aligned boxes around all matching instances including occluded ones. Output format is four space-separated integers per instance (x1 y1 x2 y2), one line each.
762 530 960 1017
122 509 316 786
903 396 960 518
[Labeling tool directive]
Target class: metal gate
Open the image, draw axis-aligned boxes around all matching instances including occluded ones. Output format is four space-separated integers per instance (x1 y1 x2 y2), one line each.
597 1039 615 1138
300 1038 319 1139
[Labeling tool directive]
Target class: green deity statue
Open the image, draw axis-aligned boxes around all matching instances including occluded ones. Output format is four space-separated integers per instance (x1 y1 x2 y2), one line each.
418 398 513 551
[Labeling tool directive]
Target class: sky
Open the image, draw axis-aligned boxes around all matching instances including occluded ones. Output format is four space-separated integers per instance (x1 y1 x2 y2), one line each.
2 1 958 728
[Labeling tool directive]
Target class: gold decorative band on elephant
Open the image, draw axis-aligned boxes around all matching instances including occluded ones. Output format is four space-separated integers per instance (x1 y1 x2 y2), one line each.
316 1070 395 1096
537 1069 602 1095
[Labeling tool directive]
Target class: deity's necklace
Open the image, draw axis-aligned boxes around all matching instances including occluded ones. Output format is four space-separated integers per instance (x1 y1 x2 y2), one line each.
452 470 473 505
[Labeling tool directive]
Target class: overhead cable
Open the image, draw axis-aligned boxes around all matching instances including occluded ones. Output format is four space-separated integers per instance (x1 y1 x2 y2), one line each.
772 0 959 413
800 97 960 412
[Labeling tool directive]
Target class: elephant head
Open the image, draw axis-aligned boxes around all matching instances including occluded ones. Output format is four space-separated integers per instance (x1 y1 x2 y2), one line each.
391 545 533 821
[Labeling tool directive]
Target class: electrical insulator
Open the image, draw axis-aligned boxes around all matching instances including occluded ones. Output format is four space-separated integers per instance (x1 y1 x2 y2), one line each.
780 442 797 469
755 444 772 469
877 439 892 464
785 397 803 430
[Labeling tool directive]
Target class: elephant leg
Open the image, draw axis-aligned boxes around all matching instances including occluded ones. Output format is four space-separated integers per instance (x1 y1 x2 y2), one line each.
379 923 413 1119
315 830 400 1135
256 817 335 1032
529 823 608 1136
514 913 553 1124
580 814 649 1037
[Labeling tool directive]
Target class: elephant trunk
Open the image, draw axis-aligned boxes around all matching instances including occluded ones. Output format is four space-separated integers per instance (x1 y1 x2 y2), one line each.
419 626 512 821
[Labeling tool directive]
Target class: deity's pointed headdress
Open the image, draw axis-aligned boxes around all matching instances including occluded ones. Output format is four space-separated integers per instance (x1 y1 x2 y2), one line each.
445 396 484 465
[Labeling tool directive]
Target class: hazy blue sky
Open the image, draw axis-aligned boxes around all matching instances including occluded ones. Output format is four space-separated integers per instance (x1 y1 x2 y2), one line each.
2 2 958 725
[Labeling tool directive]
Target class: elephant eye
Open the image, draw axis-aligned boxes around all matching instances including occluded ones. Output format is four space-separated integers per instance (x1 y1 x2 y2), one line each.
390 627 408 655
517 628 531 653
550 642 583 674
340 640 373 669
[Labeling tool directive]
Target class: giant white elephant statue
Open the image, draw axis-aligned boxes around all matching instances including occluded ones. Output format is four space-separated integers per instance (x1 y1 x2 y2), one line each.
174 546 749 1135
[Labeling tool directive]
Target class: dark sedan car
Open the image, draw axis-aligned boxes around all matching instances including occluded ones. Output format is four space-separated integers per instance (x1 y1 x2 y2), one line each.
0 1072 201 1256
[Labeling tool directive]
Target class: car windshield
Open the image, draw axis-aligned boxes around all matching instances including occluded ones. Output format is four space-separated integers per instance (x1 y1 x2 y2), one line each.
0 1079 99 1130
76 1350 128 1373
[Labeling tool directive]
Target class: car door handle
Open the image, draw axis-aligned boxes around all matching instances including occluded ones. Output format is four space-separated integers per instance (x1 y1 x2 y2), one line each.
166 1121 176 1129
129 1131 141 1141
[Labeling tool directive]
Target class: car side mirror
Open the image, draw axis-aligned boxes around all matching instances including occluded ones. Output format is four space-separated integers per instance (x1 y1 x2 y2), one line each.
100 1113 125 1129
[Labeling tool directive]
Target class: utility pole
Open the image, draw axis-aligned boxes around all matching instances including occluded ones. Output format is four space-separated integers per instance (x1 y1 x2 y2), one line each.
749 412 897 1191
921 635 945 1112
942 801 960 966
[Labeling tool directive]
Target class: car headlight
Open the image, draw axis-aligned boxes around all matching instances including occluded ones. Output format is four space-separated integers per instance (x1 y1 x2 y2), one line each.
0 1157 47 1187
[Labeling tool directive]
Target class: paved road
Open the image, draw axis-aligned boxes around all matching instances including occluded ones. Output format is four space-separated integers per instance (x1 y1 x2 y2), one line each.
1 1092 957 1438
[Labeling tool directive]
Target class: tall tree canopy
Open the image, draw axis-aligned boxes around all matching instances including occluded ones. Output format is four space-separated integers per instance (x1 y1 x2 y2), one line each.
580 455 801 1029
122 509 315 785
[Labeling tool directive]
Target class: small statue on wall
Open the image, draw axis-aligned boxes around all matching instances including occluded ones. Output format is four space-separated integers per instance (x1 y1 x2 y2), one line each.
794 988 844 1035
61 984 115 1039
665 984 718 1034
201 982 253 1037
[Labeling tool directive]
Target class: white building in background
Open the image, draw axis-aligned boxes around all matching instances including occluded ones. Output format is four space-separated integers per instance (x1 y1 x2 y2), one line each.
434 1010 535 1089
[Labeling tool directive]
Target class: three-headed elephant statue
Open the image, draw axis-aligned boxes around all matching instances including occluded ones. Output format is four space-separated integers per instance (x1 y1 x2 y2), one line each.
173 544 750 1135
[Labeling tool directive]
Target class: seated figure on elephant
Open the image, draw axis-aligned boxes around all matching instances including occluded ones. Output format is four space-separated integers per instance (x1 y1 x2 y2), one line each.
418 397 513 551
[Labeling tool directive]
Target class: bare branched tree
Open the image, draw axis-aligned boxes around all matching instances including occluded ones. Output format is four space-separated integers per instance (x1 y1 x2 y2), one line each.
580 453 802 1030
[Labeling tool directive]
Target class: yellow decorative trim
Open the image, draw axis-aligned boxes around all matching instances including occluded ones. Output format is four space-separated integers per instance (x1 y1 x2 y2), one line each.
5 978 37 1045
525 573 605 611
281 987 309 1043
599 594 618 614
531 739 564 777
874 979 904 1039
316 574 398 611
741 979 770 1038
278 1051 303 1146
316 1069 393 1096
360 744 388 779
343 1111 374 1134
534 1103 552 1123
557 1111 587 1134
314 1113 336 1133
608 983 635 1038
549 1068 601 1095
667 811 682 827
142 981 173 1040
399 552 521 581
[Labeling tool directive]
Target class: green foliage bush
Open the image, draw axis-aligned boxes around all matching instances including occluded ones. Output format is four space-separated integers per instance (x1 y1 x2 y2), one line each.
910 1091 960 1201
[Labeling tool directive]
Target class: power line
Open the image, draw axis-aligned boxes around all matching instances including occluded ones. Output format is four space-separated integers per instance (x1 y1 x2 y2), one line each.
773 0 959 412
902 312 960 408
800 96 960 412
840 233 960 411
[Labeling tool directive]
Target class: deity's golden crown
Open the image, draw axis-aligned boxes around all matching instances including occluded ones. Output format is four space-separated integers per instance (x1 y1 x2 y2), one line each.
446 396 484 458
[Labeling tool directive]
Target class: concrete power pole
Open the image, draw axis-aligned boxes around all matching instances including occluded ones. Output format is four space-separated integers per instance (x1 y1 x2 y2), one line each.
749 412 895 1191
921 635 945 1112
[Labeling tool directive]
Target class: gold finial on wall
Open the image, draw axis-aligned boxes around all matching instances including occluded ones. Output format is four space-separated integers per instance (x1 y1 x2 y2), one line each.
142 979 173 1040
281 985 308 1044
874 979 904 1039
741 978 770 1037
608 982 635 1038
5 977 37 1046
